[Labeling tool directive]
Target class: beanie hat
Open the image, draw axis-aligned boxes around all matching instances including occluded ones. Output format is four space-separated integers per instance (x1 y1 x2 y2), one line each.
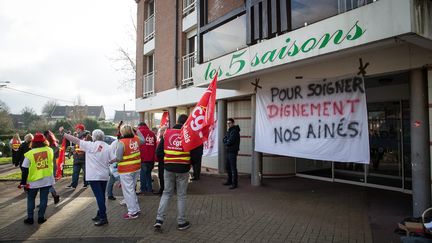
33 132 46 143
75 123 85 131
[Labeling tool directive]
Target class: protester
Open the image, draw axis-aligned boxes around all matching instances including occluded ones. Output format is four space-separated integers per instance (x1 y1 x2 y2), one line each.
222 118 241 190
154 126 167 195
10 133 21 167
16 133 33 173
190 144 203 181
20 132 55 225
64 124 89 189
113 125 145 219
153 114 194 231
61 128 115 226
107 139 120 200
44 130 60 204
137 122 156 195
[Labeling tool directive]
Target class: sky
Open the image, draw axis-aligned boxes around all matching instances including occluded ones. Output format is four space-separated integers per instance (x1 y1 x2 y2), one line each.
0 0 137 119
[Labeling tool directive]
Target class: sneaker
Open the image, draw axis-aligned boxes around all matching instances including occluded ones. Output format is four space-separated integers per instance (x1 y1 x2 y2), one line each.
153 219 163 229
24 218 34 225
177 221 191 230
119 199 126 206
92 215 100 222
66 185 76 189
229 185 237 190
53 195 60 204
108 196 116 200
37 217 47 224
83 185 88 189
122 212 139 220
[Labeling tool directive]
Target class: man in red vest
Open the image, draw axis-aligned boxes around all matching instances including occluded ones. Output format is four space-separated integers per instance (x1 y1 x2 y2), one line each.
153 114 195 231
137 122 156 194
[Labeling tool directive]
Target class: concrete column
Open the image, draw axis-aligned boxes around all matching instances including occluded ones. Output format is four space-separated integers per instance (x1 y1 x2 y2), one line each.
410 68 431 217
217 99 227 174
168 107 176 128
139 112 145 123
251 94 263 186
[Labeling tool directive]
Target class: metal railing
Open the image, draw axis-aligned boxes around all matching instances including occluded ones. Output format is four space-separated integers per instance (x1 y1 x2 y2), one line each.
183 0 196 16
143 72 154 97
181 52 196 86
144 14 155 43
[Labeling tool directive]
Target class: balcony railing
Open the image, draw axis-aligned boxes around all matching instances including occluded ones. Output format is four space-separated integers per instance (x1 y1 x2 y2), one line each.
144 14 155 43
181 52 196 86
143 72 154 97
183 0 196 16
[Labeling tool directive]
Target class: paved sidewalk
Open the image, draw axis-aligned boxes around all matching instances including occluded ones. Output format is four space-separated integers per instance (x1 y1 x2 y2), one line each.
0 175 410 242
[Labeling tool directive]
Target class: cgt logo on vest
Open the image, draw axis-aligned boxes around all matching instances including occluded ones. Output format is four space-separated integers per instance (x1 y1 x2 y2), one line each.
168 133 182 149
145 134 155 145
34 151 49 170
129 140 139 151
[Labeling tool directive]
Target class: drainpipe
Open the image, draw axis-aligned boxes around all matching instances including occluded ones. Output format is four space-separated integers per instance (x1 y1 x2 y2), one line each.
174 0 179 88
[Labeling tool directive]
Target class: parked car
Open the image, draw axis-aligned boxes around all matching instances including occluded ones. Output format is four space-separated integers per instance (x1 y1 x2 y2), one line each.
104 135 117 145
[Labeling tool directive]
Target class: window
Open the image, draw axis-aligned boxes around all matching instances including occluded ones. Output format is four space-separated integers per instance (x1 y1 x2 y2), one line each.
202 15 247 61
291 0 338 30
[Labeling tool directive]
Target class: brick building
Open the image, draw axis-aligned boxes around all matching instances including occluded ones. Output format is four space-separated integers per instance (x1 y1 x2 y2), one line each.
135 0 432 216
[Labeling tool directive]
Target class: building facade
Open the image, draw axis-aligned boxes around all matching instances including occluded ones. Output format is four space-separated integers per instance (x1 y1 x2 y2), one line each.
135 0 432 216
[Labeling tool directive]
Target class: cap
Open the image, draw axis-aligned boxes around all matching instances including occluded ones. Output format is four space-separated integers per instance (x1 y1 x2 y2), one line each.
75 123 85 131
33 132 46 143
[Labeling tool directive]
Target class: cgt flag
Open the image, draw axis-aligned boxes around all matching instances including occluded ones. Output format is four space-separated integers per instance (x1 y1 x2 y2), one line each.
181 74 217 151
160 111 169 127
55 137 67 180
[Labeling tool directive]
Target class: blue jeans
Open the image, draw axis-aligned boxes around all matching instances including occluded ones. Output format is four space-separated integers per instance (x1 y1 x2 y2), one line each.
225 153 238 186
71 163 88 188
139 162 154 192
156 170 189 224
89 181 108 220
27 186 50 219
106 174 119 197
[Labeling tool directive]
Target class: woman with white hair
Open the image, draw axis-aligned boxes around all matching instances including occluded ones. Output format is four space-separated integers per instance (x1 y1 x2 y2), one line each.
61 128 115 226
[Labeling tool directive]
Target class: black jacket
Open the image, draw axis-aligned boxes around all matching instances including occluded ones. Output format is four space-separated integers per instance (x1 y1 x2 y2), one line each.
156 124 196 173
16 141 31 167
223 125 241 153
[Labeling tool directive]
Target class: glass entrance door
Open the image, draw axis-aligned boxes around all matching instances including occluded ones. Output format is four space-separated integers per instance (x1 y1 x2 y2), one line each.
366 101 404 188
297 100 411 191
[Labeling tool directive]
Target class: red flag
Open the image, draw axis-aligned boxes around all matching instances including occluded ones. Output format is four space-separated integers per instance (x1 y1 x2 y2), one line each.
181 75 217 151
55 138 67 180
160 111 169 127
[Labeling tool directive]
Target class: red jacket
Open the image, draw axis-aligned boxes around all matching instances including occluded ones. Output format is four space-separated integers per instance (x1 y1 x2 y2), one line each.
138 124 156 162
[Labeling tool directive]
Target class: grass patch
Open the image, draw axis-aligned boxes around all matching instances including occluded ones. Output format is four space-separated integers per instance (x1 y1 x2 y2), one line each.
0 157 12 165
0 171 21 180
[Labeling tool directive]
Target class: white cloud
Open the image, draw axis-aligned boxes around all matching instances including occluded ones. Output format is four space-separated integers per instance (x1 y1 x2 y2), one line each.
0 0 137 118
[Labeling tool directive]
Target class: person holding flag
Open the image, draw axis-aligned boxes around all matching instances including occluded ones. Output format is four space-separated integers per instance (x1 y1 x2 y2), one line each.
153 75 218 231
44 130 60 204
154 114 193 231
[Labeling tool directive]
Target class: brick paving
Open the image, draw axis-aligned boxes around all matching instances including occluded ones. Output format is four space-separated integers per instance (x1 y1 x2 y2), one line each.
0 174 410 242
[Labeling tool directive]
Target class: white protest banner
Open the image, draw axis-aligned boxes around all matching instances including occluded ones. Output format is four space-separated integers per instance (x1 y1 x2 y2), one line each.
255 76 370 163
203 120 218 157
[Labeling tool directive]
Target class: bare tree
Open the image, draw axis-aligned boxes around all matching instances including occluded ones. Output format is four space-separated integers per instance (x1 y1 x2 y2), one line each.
41 100 59 117
0 100 13 134
111 13 137 91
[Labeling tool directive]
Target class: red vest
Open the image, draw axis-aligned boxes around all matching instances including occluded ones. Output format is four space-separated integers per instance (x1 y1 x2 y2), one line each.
163 129 190 165
118 136 141 174
138 125 156 162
